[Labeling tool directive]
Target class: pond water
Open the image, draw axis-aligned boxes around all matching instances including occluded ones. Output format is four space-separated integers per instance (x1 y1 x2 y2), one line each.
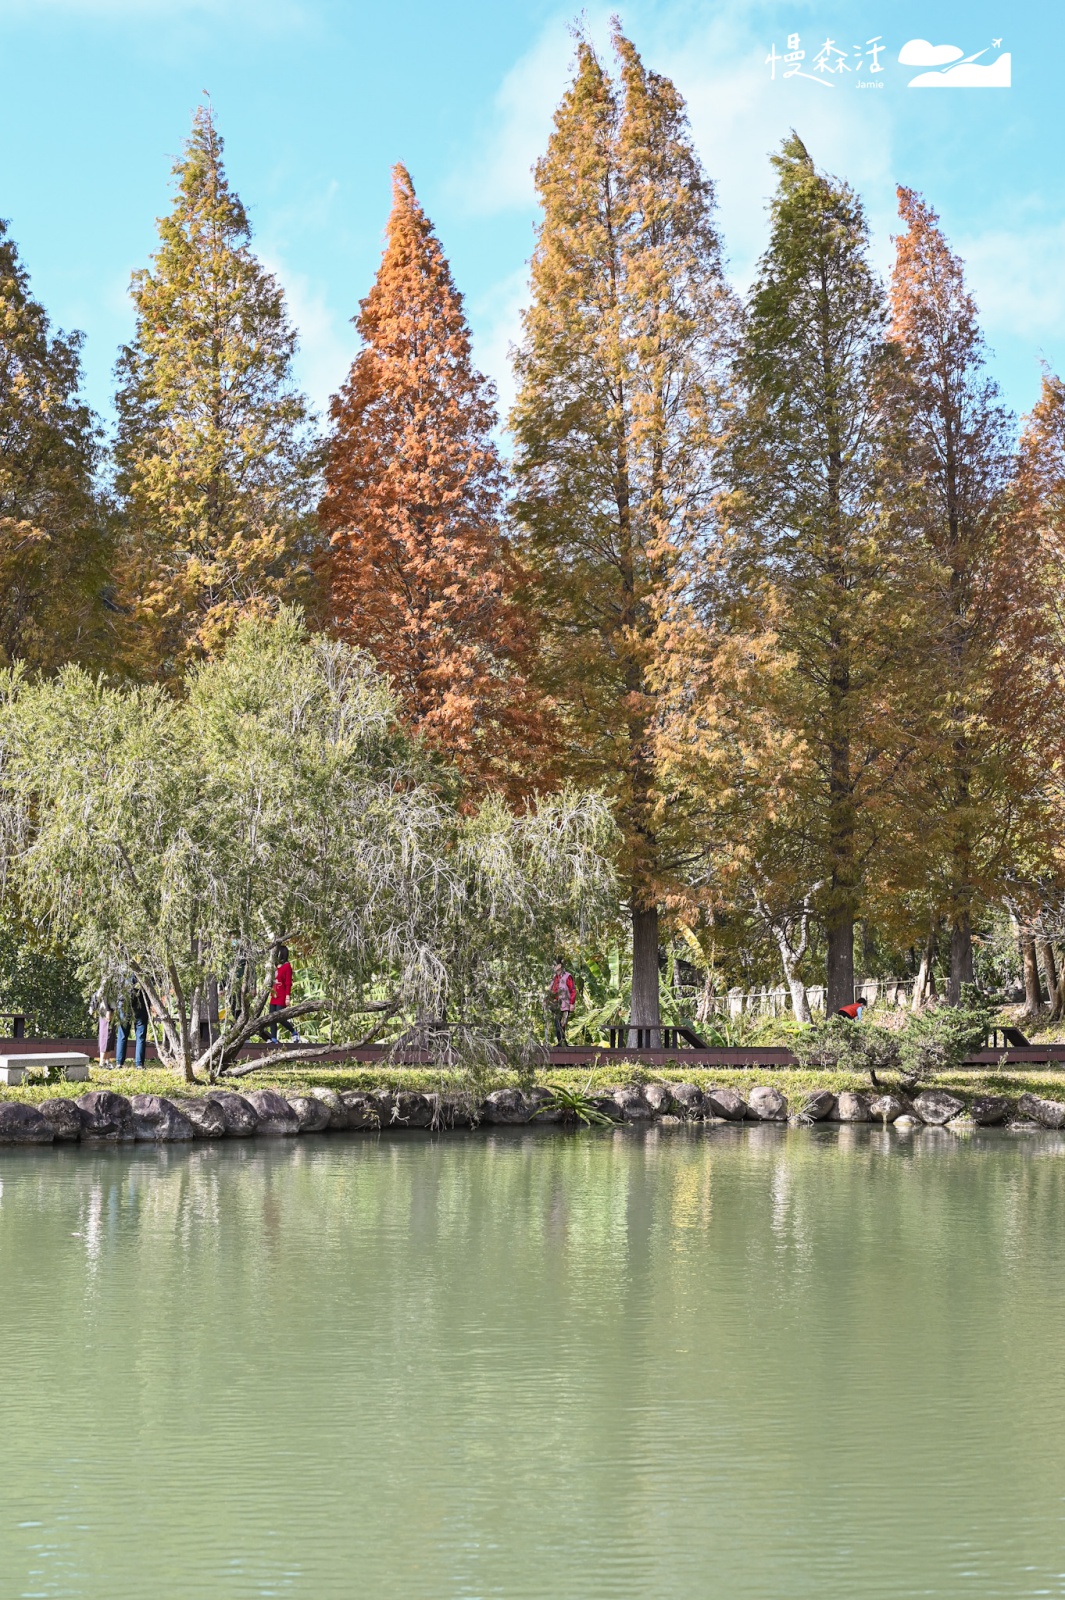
1 1123 1064 1599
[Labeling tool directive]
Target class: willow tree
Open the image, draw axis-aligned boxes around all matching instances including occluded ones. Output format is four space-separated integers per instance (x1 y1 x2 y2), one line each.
884 188 1049 1001
0 611 615 1082
323 166 549 800
711 135 899 1013
0 221 109 673
113 103 319 680
510 26 734 1042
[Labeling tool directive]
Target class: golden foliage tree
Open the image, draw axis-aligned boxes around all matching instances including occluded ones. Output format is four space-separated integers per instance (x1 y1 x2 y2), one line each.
0 221 109 672
113 103 319 680
322 165 548 800
510 26 734 1038
884 187 1051 1000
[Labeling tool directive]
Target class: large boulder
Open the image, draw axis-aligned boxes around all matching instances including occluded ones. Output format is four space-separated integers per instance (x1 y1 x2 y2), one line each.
371 1090 394 1128
76 1091 136 1142
480 1088 530 1125
869 1094 911 1125
590 1095 624 1123
971 1094 1011 1126
705 1086 747 1122
913 1089 965 1126
173 1097 226 1138
1017 1092 1065 1130
747 1086 788 1121
37 1098 83 1141
667 1083 704 1118
205 1091 260 1137
307 1087 351 1130
835 1090 871 1123
800 1089 837 1122
643 1083 672 1116
390 1090 434 1128
437 1094 478 1128
244 1089 299 1135
130 1094 195 1141
526 1087 562 1123
0 1101 53 1144
287 1094 332 1133
614 1086 655 1121
340 1091 382 1130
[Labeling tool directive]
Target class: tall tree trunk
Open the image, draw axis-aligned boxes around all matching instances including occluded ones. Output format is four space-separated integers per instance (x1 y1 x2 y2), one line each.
826 917 854 1014
912 921 938 1010
947 912 974 1005
1038 939 1062 1020
783 965 812 1025
1021 935 1043 1013
629 902 661 1048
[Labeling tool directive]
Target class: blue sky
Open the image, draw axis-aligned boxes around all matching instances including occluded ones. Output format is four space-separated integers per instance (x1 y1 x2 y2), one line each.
0 0 1057 429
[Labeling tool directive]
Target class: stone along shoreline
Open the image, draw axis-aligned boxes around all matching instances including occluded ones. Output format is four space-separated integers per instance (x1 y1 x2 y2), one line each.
2 1081 1065 1145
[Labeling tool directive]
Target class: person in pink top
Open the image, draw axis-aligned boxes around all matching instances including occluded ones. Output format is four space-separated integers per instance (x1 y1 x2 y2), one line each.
267 944 301 1044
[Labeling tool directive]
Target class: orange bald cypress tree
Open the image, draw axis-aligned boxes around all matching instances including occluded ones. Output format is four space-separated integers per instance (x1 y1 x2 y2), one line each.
883 186 1050 998
321 166 550 799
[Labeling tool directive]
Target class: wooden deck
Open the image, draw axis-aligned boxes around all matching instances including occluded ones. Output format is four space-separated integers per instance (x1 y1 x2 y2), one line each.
6 1038 1065 1071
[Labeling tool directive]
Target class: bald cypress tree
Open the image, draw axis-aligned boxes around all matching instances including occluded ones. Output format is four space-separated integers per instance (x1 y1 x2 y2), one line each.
0 221 108 672
717 135 897 1012
114 104 318 680
510 26 734 1041
888 188 1052 997
322 165 549 800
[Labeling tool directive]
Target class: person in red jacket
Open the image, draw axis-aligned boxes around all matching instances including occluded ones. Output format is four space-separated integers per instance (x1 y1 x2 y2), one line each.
549 959 577 1044
267 944 302 1044
836 1000 866 1021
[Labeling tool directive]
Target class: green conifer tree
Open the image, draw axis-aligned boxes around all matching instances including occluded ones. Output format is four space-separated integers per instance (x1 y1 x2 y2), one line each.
716 135 898 1012
114 102 319 679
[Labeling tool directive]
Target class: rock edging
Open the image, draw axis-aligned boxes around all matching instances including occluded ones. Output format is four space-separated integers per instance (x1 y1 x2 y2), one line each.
0 1083 1062 1147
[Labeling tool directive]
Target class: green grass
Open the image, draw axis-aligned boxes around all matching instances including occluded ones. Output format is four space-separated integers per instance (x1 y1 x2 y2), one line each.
3 1058 1063 1107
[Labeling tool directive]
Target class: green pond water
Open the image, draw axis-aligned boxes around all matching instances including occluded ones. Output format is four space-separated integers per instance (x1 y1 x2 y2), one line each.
1 1123 1064 1599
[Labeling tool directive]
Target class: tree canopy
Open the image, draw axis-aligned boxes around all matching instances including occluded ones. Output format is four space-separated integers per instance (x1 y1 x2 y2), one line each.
323 165 550 801
113 102 320 680
0 611 615 1080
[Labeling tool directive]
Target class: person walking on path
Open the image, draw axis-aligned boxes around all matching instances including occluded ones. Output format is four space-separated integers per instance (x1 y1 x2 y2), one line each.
267 945 301 1044
91 984 113 1065
115 984 149 1068
549 959 576 1045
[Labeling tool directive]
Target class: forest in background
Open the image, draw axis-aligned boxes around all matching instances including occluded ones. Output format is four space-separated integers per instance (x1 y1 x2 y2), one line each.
4 22 1065 1045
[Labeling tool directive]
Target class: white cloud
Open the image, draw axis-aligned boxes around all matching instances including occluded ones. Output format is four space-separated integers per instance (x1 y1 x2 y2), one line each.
467 265 530 431
960 221 1065 343
898 39 964 67
655 11 897 289
451 16 591 217
261 253 353 421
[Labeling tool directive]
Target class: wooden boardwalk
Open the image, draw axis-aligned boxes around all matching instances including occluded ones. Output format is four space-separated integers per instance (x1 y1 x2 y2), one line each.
5 1037 1065 1071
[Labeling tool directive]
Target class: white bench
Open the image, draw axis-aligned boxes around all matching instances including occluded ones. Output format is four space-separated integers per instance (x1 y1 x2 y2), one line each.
0 1053 91 1086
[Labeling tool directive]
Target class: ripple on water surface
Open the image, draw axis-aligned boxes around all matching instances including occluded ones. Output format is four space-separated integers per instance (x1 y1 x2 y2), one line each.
1 1124 1064 1599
